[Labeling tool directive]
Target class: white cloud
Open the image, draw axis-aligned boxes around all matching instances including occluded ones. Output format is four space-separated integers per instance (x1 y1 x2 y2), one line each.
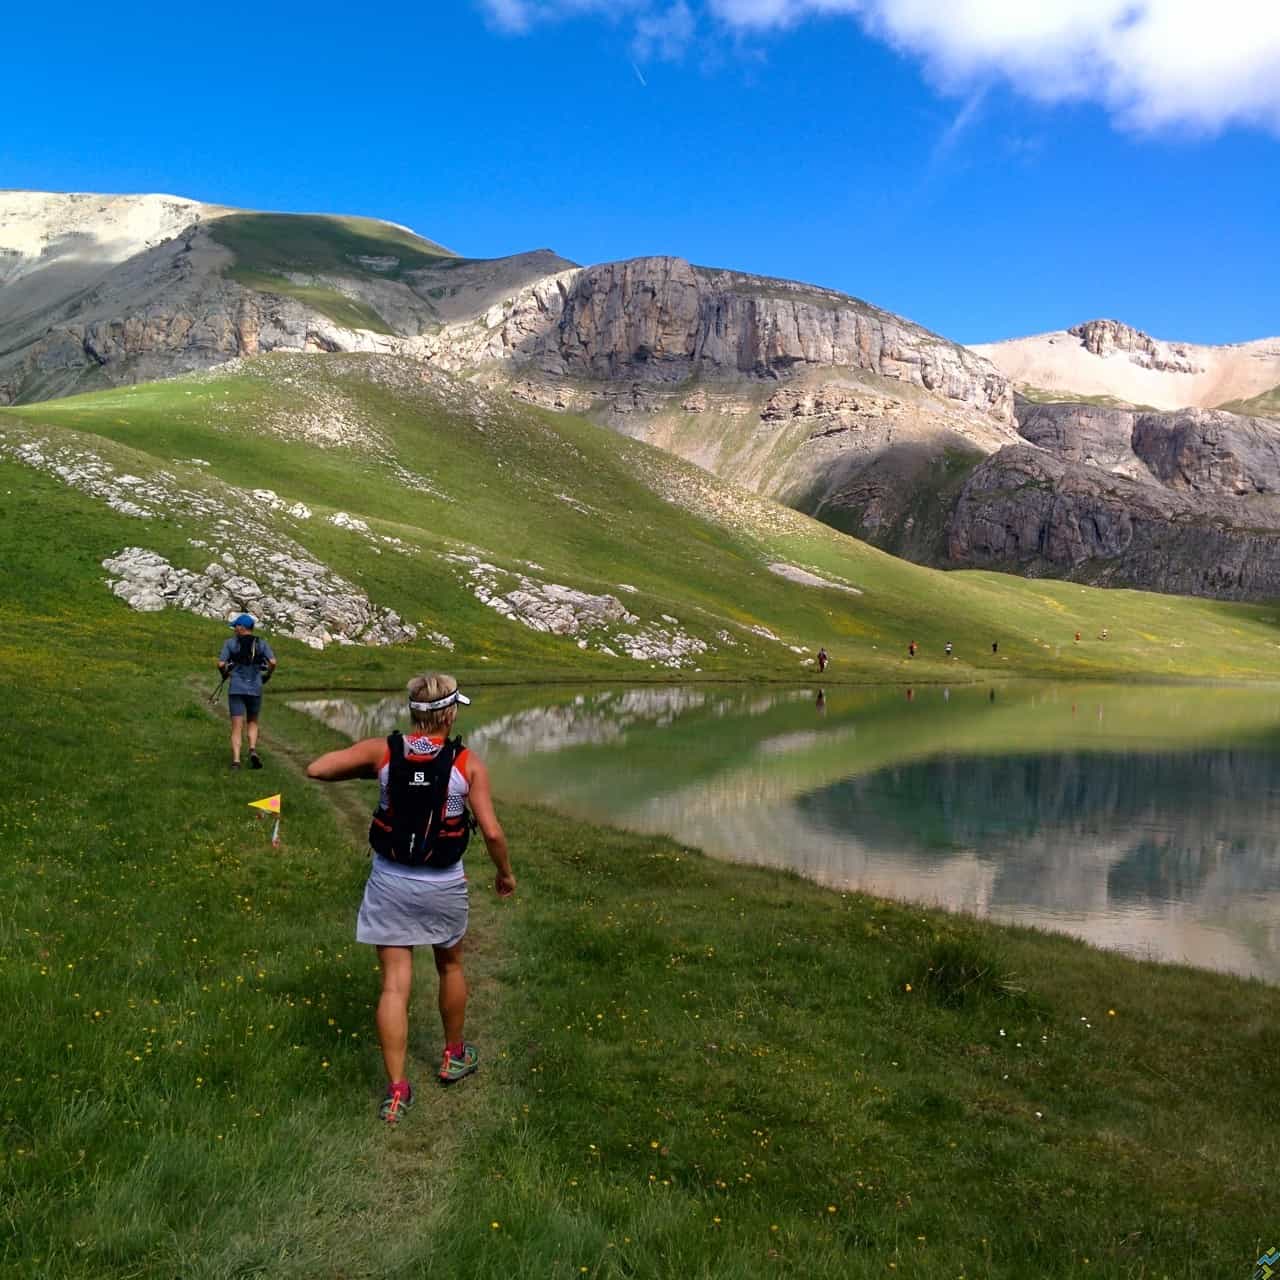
707 0 1280 133
480 0 644 35
481 0 1280 134
633 1 697 59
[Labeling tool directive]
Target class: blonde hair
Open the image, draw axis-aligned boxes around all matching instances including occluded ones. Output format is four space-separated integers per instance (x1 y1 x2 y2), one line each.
407 672 461 733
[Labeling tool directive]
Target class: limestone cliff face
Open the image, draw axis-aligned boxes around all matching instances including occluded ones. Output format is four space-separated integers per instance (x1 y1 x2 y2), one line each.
945 401 1280 599
1130 408 1280 495
1014 400 1280 496
458 257 1013 423
1068 319 1200 374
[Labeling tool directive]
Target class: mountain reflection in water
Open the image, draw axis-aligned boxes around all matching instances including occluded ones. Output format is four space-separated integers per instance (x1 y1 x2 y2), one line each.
292 683 1280 983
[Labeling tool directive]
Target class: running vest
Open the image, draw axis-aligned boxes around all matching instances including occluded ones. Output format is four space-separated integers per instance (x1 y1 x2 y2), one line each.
368 732 475 868
233 636 261 667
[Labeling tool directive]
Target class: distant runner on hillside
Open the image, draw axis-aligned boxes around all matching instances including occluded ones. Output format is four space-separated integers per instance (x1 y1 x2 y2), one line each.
217 614 276 770
305 673 516 1124
944 641 953 658
817 646 829 673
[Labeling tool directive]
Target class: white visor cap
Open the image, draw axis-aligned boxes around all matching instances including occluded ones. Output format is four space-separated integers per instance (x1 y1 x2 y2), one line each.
408 688 471 712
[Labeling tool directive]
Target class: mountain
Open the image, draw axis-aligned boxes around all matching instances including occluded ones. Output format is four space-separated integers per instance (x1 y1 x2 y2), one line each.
7 191 1280 605
948 320 1280 598
0 191 573 404
0 192 1025 571
423 254 1021 562
971 318 1280 412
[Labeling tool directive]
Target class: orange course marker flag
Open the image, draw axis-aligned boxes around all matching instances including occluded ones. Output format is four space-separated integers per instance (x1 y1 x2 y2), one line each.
248 794 282 814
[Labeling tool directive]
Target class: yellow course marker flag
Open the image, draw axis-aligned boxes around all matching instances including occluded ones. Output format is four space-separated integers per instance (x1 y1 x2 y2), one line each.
248 794 281 814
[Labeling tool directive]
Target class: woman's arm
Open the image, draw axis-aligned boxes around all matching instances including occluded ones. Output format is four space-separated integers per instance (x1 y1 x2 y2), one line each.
466 756 515 897
306 736 385 782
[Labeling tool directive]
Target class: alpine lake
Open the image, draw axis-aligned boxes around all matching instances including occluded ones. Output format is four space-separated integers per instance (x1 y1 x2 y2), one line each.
292 681 1280 985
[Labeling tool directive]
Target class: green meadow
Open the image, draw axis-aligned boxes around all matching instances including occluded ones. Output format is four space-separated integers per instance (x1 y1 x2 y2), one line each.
2 356 1278 1277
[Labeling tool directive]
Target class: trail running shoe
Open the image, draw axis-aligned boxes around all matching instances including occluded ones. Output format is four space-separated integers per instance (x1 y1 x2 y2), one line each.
230 760 242 770
378 1080 413 1124
438 1043 479 1084
249 751 263 769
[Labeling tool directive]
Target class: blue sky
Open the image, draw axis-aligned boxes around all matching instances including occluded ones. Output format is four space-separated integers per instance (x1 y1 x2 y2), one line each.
3 0 1278 345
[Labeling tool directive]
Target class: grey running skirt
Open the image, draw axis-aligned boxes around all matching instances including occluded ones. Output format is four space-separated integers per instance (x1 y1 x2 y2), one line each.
355 859 469 948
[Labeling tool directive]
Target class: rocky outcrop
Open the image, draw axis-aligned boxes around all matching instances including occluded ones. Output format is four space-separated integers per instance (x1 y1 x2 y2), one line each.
446 553 711 667
102 547 419 647
1130 409 1280 495
1068 319 1200 374
454 257 1013 422
0 196 576 405
1015 398 1280 496
972 321 1280 413
946 442 1280 599
1015 400 1152 477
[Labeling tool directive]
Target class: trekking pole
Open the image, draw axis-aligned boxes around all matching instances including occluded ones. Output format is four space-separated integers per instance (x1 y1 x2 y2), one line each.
208 672 228 705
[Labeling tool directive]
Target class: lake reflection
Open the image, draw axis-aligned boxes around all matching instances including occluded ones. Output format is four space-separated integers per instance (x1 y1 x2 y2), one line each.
292 683 1280 983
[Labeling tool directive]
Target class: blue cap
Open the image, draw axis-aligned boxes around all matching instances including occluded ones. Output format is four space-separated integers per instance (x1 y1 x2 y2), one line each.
229 614 256 629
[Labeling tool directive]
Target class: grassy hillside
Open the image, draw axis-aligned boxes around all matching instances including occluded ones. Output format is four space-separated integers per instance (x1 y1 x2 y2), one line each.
210 213 458 334
3 351 1280 689
1215 383 1280 418
1017 386 1154 411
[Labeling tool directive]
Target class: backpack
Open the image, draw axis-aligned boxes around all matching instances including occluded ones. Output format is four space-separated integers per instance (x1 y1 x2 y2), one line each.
368 731 475 868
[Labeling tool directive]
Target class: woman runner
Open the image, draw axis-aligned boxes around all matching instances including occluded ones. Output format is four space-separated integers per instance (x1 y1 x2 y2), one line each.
306 673 516 1123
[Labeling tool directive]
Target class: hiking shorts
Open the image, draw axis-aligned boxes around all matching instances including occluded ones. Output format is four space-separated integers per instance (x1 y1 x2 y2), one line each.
228 693 263 720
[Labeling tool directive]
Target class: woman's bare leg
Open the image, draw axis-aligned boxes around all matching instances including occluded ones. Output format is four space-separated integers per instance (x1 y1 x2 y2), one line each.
376 945 414 1082
432 941 467 1047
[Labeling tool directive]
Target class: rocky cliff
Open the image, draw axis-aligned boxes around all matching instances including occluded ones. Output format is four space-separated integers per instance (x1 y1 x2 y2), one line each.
433 256 1013 422
945 400 1280 599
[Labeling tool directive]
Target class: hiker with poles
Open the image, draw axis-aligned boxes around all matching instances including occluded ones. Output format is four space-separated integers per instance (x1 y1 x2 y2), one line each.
216 613 277 770
305 672 516 1123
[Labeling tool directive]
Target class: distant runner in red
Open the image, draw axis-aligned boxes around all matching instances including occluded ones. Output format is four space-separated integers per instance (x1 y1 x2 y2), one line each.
817 646 829 673
306 673 515 1124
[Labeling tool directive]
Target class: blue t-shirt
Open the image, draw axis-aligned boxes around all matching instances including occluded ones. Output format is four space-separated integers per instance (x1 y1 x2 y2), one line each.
219 635 275 695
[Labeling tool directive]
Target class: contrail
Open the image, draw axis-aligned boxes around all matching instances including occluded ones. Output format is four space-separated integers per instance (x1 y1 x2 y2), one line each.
632 60 648 86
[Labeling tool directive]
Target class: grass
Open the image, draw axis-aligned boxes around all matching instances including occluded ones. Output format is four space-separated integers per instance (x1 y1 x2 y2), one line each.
1017 387 1157 412
1 379 1278 1274
226 268 397 335
1214 383 1280 418
6 352 1280 691
209 213 457 333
